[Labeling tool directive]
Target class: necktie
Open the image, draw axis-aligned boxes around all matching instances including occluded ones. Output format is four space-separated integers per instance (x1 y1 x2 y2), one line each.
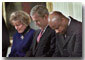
37 30 43 43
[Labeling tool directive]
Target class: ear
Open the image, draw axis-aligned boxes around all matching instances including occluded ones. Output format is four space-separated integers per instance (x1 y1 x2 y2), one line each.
61 18 65 23
61 18 68 27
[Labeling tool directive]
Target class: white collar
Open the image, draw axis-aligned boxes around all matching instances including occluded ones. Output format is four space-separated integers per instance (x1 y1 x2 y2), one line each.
68 17 71 26
42 25 48 35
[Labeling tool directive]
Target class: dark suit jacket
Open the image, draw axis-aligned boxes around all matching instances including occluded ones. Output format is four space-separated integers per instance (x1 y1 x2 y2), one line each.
26 26 58 57
54 16 82 57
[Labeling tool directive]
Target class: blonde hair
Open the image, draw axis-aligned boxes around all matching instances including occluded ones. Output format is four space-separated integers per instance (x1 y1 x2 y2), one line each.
9 11 31 26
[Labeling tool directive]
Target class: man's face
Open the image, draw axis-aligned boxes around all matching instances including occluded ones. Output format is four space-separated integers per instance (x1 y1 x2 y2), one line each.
31 13 46 29
12 20 27 33
48 15 66 34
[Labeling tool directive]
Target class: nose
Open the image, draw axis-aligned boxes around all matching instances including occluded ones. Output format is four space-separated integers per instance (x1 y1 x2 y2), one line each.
15 26 18 30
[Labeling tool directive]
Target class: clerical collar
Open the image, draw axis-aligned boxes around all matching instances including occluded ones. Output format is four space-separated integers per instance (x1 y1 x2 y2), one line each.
21 26 30 36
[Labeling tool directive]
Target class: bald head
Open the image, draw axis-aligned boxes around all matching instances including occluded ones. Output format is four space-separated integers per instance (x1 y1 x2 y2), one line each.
48 11 64 30
48 11 68 34
48 11 66 22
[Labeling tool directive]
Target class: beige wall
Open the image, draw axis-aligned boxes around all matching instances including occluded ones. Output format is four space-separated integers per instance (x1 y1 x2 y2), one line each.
53 2 82 22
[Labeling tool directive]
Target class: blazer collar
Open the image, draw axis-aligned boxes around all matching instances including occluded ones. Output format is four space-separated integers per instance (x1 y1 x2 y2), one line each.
62 16 74 47
34 26 52 54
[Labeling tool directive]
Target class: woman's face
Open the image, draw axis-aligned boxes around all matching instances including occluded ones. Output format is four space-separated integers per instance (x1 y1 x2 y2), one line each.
12 20 27 33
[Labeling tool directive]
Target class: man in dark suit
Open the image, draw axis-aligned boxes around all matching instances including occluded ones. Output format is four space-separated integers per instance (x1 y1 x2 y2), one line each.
25 5 60 57
48 11 82 57
2 17 10 57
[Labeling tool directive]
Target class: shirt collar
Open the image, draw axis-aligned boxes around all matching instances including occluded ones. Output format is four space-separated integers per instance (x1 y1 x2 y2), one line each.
68 16 71 26
42 24 48 35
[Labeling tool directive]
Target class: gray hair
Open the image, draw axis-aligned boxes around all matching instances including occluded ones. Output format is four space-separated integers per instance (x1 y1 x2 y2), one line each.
30 5 49 17
9 11 31 26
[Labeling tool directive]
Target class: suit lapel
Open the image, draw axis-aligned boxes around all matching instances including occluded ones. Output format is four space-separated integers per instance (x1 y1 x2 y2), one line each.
57 34 65 55
58 34 65 47
35 26 51 53
63 35 71 48
58 33 71 49
33 30 40 55
63 17 74 48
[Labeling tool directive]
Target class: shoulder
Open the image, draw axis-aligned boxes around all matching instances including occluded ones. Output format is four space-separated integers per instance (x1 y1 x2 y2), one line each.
46 26 56 37
69 16 82 27
47 26 56 34
69 16 82 33
13 32 19 38
34 29 40 33
29 28 35 34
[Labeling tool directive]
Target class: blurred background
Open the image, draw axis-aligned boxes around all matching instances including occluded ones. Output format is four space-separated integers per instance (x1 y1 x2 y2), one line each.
2 2 82 57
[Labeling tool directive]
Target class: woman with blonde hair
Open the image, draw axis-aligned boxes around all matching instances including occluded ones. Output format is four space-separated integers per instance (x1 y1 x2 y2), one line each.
9 11 35 57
